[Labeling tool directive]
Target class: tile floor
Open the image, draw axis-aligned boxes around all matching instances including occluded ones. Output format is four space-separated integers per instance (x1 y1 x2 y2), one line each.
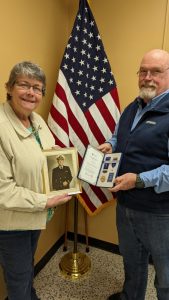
34 241 157 300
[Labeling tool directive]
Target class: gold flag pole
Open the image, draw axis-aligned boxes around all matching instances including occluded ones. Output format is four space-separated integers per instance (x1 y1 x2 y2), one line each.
59 196 91 279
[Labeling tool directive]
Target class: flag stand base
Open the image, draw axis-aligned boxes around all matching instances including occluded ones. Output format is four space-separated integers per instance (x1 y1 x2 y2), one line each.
59 197 91 279
59 251 91 279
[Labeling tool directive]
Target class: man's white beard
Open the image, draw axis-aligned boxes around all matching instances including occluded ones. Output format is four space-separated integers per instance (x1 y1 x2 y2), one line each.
139 86 157 101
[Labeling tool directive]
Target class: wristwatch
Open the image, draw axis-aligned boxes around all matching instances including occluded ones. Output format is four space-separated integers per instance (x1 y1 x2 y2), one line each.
135 174 145 189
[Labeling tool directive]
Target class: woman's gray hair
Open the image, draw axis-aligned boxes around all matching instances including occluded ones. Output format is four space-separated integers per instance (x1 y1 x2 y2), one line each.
6 61 46 100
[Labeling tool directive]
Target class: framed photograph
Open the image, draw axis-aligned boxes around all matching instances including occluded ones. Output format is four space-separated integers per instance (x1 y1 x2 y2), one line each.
42 147 82 196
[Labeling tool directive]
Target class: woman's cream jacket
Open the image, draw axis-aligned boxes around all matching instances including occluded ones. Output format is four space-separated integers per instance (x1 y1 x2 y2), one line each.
0 102 55 230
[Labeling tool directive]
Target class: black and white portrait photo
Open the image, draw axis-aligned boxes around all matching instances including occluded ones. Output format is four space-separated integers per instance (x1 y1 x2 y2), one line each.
42 148 81 196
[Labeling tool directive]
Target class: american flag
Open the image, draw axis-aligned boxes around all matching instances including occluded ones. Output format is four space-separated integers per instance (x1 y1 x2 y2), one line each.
48 0 120 216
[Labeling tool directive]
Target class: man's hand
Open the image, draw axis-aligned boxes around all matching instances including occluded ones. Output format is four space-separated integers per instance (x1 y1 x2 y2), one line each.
109 173 137 192
97 143 112 153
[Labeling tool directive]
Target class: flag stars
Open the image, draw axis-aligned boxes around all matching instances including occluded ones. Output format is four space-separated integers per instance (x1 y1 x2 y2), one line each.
88 32 93 38
82 39 87 45
93 66 98 72
77 80 82 86
100 77 105 83
78 70 83 76
63 64 68 70
79 59 85 66
103 57 108 63
101 67 106 74
98 87 103 92
81 49 86 55
109 79 114 85
75 90 80 95
59 0 117 112
64 53 69 59
94 56 99 61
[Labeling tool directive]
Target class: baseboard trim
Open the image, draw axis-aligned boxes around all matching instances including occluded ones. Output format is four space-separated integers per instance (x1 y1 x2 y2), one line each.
34 235 64 276
67 231 120 254
34 233 120 277
34 232 152 278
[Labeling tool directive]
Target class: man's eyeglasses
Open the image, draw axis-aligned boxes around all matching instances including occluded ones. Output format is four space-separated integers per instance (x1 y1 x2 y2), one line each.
137 67 169 78
15 82 44 95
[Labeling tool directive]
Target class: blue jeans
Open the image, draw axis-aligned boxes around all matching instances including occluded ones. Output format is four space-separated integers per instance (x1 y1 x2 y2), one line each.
116 203 169 300
0 230 41 300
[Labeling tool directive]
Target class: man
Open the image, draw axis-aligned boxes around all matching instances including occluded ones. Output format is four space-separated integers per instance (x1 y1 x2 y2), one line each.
52 155 72 191
98 49 169 300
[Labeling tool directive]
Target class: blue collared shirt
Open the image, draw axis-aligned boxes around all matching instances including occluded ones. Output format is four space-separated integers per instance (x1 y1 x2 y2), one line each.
108 90 169 193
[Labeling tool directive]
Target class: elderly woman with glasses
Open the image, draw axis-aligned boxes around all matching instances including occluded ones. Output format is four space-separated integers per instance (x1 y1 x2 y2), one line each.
0 61 71 300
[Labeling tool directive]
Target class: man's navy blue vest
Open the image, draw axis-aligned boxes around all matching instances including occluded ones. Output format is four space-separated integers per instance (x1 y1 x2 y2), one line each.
116 94 169 213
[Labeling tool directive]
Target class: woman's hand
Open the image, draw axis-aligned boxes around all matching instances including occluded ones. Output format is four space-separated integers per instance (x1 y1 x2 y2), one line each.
46 193 71 208
97 143 112 153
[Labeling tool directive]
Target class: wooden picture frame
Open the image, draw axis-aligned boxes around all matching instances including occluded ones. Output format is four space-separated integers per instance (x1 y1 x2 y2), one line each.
42 147 81 196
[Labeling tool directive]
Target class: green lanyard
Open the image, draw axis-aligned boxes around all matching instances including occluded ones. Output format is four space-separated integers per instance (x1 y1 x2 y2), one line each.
27 125 54 223
27 125 43 149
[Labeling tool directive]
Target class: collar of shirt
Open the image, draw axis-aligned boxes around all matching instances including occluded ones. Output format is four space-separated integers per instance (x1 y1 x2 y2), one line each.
132 90 169 130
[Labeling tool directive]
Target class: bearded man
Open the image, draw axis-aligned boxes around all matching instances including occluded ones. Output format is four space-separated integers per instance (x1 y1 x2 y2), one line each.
98 49 169 300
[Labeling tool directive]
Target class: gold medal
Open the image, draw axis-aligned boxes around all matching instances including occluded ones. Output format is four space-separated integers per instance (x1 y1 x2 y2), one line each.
100 175 106 182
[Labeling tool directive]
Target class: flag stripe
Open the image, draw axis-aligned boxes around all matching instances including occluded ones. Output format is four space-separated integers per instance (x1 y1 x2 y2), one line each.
102 93 120 124
50 103 69 135
56 81 90 147
89 99 113 139
85 109 106 143
48 114 68 147
58 70 100 147
95 97 117 133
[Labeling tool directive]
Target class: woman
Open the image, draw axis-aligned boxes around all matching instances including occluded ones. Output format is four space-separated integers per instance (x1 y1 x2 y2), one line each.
0 61 71 300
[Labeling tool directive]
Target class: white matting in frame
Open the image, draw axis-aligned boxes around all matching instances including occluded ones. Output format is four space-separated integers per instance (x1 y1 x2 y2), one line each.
42 147 82 196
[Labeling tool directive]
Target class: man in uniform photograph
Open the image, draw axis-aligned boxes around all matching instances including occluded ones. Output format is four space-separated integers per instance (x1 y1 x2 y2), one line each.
52 155 73 191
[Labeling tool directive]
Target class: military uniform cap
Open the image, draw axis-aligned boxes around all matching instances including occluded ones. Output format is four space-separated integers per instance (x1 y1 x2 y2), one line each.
56 155 65 160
